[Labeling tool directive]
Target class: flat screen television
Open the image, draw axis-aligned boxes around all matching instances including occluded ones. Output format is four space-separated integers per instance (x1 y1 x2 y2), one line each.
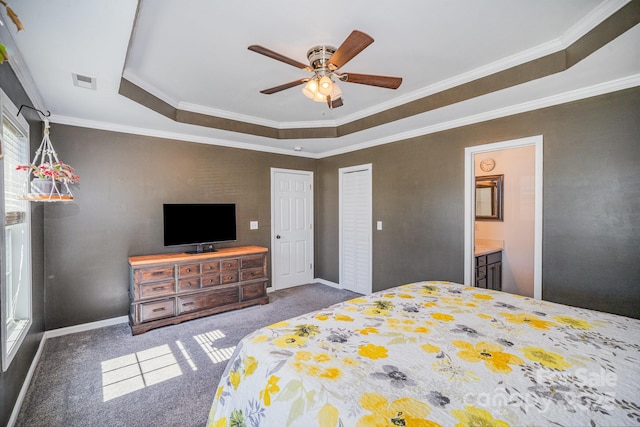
163 203 237 253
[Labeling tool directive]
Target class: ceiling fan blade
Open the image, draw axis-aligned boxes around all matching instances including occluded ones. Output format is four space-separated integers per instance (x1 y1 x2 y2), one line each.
326 96 344 109
260 79 308 94
248 45 310 70
341 73 402 89
327 30 374 70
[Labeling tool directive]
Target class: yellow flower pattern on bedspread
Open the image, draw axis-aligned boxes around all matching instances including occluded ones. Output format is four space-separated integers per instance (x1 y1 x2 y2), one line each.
207 281 640 426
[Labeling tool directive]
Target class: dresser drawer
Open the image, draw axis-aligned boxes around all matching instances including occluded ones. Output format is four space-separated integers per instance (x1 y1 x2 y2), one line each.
140 299 175 322
201 274 220 288
221 259 239 271
179 277 201 292
241 282 266 301
201 261 220 274
241 255 264 269
178 288 239 314
140 279 175 299
240 268 264 281
136 266 174 283
178 263 200 277
221 271 239 284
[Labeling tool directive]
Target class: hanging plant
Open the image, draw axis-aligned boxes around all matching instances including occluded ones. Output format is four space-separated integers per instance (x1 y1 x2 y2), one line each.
0 1 24 63
14 113 79 201
16 162 80 184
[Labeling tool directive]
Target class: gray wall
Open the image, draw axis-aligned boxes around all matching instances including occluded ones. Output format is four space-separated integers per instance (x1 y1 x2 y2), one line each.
42 86 640 330
43 127 316 329
2 72 638 427
317 87 640 318
0 64 45 427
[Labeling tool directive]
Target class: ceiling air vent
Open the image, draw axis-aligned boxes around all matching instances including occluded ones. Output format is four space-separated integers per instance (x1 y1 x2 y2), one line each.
72 73 97 90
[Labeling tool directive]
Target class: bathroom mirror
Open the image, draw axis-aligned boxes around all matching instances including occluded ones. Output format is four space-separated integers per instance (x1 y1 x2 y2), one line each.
476 175 503 221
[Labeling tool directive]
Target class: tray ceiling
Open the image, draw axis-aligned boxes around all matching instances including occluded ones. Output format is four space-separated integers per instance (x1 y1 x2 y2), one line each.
2 0 638 157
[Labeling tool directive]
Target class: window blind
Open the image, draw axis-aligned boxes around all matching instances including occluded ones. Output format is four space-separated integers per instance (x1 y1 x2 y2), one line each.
2 115 28 225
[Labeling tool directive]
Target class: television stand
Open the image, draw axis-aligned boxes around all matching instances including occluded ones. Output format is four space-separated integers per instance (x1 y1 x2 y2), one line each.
128 246 269 335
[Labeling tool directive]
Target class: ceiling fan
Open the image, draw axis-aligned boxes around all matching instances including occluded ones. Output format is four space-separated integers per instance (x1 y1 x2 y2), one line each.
248 30 402 109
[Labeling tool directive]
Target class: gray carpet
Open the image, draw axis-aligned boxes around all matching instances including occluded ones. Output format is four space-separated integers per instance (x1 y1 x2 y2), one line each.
16 283 358 427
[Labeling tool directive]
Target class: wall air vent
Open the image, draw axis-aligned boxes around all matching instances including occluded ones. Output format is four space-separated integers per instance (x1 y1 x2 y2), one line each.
72 73 97 90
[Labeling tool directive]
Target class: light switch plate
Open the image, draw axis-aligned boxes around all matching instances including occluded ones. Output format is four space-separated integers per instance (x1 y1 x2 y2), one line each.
250 221 259 230
377 221 383 230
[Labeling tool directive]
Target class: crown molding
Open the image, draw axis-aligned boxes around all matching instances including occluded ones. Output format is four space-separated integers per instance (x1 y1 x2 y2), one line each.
49 74 640 159
560 0 631 46
48 113 319 158
318 74 640 158
336 0 632 126
121 68 180 108
178 100 338 130
125 69 340 130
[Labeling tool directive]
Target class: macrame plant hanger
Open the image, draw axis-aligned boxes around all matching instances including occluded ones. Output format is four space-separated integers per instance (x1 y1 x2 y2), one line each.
17 105 76 201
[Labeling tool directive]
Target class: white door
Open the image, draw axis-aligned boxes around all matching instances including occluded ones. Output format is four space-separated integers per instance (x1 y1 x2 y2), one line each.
339 164 372 294
271 169 314 290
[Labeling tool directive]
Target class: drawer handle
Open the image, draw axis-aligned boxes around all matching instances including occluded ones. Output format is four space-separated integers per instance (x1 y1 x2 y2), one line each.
182 302 195 306
185 282 193 287
151 271 167 276
152 286 166 291
152 307 166 313
185 268 191 273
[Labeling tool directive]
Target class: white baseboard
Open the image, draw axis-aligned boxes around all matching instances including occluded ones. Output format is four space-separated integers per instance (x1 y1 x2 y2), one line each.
267 280 341 292
8 315 129 426
7 332 46 427
44 315 129 339
314 278 341 289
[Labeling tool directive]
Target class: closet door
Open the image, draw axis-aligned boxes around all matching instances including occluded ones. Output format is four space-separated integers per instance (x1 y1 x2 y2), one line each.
339 164 372 295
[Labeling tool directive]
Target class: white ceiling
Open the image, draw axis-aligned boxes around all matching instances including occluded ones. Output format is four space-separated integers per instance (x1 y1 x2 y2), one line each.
1 0 638 157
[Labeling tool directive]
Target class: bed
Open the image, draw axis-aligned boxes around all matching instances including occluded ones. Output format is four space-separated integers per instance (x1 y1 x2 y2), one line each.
206 281 640 426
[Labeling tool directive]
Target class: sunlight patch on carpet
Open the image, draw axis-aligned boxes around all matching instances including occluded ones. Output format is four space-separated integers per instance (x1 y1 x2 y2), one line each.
176 340 198 371
194 330 236 364
101 344 182 401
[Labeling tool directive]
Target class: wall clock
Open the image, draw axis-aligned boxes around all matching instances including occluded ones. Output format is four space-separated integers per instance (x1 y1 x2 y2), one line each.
480 158 496 172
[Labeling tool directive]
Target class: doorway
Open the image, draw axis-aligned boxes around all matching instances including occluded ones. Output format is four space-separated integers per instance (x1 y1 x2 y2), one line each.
464 136 543 299
339 164 372 295
270 168 314 290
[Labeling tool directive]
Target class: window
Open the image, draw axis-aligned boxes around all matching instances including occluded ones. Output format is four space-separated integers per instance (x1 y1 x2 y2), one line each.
1 90 32 371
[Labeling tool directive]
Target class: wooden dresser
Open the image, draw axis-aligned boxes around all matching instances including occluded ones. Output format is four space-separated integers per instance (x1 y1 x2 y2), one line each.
128 246 269 335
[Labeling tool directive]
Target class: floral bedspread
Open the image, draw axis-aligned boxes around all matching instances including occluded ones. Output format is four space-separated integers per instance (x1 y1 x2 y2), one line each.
207 281 640 427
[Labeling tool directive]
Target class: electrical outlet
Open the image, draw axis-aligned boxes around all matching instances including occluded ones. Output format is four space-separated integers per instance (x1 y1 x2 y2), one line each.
250 221 259 230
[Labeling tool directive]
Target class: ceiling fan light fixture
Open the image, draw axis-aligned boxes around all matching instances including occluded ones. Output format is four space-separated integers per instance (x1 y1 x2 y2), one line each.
313 91 326 103
301 78 319 99
330 81 343 100
251 30 399 110
318 75 333 96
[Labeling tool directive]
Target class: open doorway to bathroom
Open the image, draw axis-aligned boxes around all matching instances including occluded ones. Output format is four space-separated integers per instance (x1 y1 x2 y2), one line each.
464 136 543 299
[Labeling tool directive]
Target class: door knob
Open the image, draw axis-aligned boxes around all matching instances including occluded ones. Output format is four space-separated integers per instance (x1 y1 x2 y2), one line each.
276 235 281 239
